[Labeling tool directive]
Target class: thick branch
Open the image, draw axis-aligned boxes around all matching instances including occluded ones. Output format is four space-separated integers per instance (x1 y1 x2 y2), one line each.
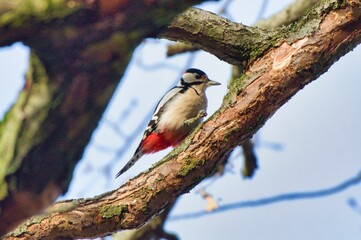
0 0 86 47
0 0 211 47
112 202 178 240
5 0 361 239
165 0 320 56
162 7 278 66
165 5 336 67
0 0 215 235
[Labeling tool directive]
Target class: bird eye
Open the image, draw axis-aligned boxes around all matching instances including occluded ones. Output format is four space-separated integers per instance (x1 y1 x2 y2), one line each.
195 74 201 79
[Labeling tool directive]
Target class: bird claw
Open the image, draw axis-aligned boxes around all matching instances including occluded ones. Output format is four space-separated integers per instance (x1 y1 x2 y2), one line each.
184 110 207 125
198 110 207 118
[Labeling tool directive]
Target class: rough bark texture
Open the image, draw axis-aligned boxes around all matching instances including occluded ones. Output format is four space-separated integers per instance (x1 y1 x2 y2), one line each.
163 7 279 67
0 0 215 235
166 0 320 56
3 0 360 239
112 202 178 240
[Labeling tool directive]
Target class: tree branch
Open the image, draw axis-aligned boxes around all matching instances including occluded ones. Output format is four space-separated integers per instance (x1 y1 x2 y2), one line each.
170 170 361 220
162 7 277 67
255 0 320 28
112 202 178 240
165 0 320 57
240 139 258 178
0 0 216 235
4 0 361 239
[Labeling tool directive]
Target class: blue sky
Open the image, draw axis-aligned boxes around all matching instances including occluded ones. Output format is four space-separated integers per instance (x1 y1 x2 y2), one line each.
1 1 361 239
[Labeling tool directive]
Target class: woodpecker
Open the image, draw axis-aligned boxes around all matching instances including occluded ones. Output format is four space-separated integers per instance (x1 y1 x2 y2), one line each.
115 68 220 178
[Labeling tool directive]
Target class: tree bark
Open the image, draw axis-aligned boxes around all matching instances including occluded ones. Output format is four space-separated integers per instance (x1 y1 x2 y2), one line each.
166 0 320 56
3 0 360 239
163 7 278 67
0 0 215 235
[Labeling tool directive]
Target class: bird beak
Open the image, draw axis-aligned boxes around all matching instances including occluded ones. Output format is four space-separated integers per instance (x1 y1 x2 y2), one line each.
207 79 221 86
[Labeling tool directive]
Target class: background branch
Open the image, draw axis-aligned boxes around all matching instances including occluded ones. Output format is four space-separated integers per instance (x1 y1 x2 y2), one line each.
162 7 278 67
0 0 216 235
4 0 361 238
166 0 320 57
255 0 320 28
170 169 361 220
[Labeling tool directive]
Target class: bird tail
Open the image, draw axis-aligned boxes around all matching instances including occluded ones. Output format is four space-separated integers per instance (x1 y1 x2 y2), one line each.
115 150 144 178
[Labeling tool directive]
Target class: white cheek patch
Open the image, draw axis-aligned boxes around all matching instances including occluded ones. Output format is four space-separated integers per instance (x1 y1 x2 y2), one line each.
182 73 196 83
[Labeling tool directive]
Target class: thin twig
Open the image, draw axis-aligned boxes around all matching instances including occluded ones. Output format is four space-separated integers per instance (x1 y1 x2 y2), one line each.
170 170 361 221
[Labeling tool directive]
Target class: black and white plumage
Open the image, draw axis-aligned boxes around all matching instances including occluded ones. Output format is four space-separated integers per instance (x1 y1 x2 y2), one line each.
115 68 220 178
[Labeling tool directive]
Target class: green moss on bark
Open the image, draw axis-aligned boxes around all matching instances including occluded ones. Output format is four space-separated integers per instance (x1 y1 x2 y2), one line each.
178 158 206 177
0 0 82 28
0 51 55 200
100 205 126 219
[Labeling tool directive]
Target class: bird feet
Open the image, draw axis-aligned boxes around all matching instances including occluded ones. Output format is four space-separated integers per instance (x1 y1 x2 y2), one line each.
184 110 207 125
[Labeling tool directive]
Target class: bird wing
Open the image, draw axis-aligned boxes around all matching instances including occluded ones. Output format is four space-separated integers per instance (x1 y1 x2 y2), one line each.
115 87 184 178
139 86 184 144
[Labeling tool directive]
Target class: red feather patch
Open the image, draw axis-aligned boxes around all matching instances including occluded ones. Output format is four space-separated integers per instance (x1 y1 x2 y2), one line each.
141 132 187 154
141 133 172 153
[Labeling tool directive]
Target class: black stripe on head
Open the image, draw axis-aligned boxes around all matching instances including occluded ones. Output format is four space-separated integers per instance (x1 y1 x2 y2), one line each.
180 79 204 87
185 68 206 76
177 82 200 96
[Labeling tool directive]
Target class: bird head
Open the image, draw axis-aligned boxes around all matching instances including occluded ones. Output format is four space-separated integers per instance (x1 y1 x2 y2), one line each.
180 68 221 90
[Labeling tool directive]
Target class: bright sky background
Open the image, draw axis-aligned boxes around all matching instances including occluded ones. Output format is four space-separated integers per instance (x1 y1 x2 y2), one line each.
1 0 361 239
